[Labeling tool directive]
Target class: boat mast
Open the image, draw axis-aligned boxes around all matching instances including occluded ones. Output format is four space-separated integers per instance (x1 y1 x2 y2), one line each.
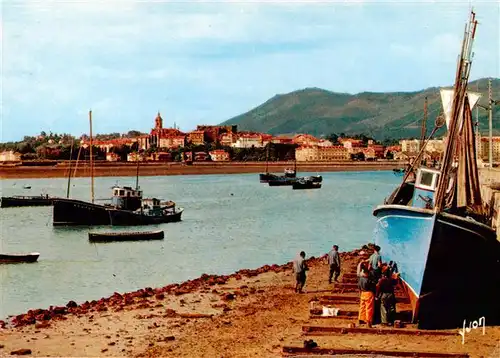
420 97 428 149
434 11 478 213
66 139 74 198
265 143 269 173
135 152 140 190
89 110 95 204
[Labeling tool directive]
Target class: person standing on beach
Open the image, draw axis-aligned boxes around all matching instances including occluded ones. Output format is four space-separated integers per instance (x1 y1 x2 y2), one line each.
368 245 382 279
293 251 308 293
358 261 377 328
327 245 341 283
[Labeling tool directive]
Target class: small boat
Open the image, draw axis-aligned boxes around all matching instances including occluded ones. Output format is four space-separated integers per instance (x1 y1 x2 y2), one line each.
303 175 322 183
268 177 297 186
23 186 31 189
1 194 54 208
0 252 40 264
89 230 164 242
293 179 322 190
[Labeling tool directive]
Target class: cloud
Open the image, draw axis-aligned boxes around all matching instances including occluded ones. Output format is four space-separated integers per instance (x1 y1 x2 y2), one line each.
2 0 499 141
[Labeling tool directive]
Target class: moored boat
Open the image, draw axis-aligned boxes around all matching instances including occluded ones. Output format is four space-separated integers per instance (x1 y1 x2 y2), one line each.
1 195 54 208
371 11 500 330
268 177 297 186
292 179 322 190
88 230 164 242
0 252 40 264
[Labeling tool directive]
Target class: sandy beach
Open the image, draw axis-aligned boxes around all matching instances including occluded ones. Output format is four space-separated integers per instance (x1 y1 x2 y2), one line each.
1 245 498 358
0 161 406 179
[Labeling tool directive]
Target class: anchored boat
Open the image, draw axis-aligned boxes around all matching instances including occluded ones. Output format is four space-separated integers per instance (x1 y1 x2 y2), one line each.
1 194 54 208
372 11 500 330
0 252 40 264
88 230 164 242
52 110 183 227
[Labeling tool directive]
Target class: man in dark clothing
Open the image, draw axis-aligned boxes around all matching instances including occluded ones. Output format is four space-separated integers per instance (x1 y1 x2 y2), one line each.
293 251 308 293
327 245 341 283
376 267 399 325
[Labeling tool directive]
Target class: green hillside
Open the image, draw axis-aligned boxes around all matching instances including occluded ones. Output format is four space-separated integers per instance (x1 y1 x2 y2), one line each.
221 78 500 140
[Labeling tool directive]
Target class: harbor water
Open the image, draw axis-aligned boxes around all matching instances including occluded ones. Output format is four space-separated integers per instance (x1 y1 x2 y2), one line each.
0 171 400 319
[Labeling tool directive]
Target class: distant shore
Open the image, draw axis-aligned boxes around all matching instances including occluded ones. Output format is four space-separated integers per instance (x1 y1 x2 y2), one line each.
0 161 406 179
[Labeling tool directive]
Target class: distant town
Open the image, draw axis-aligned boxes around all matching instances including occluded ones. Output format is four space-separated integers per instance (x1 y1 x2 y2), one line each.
1 112 499 165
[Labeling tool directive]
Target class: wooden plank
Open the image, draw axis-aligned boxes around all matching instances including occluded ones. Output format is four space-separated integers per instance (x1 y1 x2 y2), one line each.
282 346 469 357
302 325 458 336
317 295 410 304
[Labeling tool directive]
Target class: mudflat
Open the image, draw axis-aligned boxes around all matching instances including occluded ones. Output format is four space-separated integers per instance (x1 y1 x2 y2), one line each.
0 161 405 179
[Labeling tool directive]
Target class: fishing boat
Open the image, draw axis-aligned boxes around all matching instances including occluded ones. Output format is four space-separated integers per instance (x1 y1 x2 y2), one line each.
88 230 164 242
52 111 183 226
372 11 500 330
268 177 297 186
259 146 297 183
1 194 54 208
0 252 40 264
292 179 322 190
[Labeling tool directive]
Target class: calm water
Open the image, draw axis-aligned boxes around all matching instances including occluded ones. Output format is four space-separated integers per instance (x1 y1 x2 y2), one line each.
0 171 400 318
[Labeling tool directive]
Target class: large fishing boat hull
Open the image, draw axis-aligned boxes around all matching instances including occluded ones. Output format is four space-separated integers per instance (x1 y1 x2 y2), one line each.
373 205 500 329
108 208 183 226
52 198 111 226
1 196 54 208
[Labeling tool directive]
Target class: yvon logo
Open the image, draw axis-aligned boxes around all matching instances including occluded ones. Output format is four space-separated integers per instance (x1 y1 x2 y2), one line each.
458 317 485 344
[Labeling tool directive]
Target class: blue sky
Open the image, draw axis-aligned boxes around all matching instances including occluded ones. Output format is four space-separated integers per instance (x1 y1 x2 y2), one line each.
2 0 499 141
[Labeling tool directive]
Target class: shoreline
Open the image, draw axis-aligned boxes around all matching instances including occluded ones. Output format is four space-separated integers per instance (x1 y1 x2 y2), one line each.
1 245 498 357
0 161 405 179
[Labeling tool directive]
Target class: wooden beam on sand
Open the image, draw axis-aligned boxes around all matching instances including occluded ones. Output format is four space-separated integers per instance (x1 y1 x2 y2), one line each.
309 309 358 317
302 325 458 336
282 346 469 357
317 295 410 304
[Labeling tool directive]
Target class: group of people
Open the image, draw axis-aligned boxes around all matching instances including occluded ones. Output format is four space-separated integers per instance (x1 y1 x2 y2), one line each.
357 245 400 327
292 244 400 327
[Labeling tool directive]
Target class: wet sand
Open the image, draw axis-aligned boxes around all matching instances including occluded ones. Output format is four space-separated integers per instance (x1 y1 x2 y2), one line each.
1 245 498 357
0 161 405 179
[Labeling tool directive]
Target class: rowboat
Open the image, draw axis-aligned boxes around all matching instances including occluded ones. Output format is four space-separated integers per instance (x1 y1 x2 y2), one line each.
88 230 165 243
0 252 40 264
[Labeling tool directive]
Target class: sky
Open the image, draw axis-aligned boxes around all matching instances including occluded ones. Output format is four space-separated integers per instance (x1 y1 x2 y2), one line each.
2 0 499 142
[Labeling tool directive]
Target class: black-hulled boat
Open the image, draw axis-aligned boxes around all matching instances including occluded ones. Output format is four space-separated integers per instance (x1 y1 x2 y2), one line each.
268 177 297 186
89 230 164 242
292 179 322 190
259 145 297 183
0 252 40 264
1 194 54 208
53 110 183 227
53 185 183 226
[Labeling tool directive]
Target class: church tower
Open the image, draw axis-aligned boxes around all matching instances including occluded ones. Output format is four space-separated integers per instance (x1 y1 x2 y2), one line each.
155 111 163 130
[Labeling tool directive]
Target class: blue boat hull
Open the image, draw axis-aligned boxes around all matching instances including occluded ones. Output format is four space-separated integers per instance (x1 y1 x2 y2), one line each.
373 205 500 329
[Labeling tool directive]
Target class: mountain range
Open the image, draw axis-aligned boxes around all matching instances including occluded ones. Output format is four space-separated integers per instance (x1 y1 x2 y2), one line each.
220 78 500 140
